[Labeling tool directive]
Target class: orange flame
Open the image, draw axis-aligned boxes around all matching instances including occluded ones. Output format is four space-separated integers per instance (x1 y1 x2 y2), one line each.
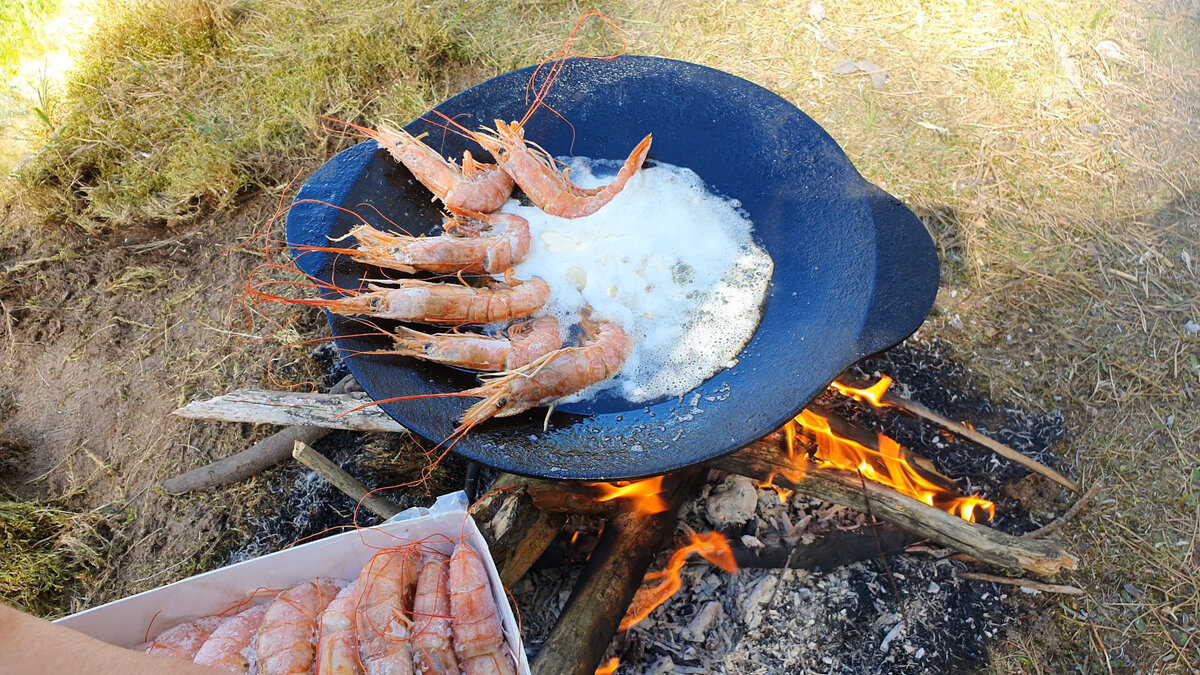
830 375 894 407
619 531 737 632
594 476 668 516
788 409 995 523
757 474 794 504
595 657 620 674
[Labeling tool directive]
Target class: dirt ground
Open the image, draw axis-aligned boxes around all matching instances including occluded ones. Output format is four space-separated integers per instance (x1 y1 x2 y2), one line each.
0 196 315 610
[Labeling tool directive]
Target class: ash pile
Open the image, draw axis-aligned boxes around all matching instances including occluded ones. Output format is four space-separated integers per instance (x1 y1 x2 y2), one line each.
515 336 1069 673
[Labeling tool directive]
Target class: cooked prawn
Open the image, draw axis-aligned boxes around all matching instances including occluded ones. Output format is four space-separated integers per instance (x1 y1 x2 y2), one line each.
378 315 561 372
364 123 514 214
356 548 422 675
141 615 225 661
314 276 550 326
473 120 652 218
257 578 343 675
410 553 458 675
317 582 362 675
193 604 268 673
458 317 631 426
345 212 530 275
448 542 515 675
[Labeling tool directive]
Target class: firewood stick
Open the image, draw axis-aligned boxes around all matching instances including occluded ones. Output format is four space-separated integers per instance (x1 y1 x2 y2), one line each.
957 571 1084 596
1022 483 1101 539
175 390 1078 574
879 390 1080 493
711 439 1078 576
531 469 704 675
291 441 400 519
173 388 406 432
163 377 359 494
471 473 566 588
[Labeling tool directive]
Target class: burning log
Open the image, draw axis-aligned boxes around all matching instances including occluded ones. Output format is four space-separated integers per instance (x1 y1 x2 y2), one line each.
531 470 705 675
174 390 1079 575
710 438 1078 576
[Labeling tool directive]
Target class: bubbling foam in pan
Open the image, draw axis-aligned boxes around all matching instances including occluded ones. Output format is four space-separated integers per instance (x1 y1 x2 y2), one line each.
505 158 773 404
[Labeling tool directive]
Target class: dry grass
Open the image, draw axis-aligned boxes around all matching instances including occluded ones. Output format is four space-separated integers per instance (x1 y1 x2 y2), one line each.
1 0 1197 670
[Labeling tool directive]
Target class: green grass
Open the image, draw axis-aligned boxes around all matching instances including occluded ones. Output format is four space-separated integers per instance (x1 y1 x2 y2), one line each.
0 499 105 617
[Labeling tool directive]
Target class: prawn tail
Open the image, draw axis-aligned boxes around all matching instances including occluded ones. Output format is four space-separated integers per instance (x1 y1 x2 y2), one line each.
608 133 653 191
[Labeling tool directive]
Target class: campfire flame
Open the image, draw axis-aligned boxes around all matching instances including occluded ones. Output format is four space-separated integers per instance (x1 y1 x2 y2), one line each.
787 409 995 523
595 657 620 674
619 531 737 632
757 474 794 504
594 476 668 515
830 375 894 407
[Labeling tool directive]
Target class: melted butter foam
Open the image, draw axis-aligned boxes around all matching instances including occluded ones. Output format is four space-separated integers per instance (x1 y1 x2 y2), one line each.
505 158 773 404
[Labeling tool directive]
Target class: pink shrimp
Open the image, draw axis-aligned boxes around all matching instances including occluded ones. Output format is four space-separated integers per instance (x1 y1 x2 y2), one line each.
356 548 422 675
256 578 343 675
473 120 652 218
141 615 224 661
365 124 514 214
314 276 550 326
193 604 268 673
449 542 516 675
458 318 631 426
377 315 562 372
317 582 362 675
410 553 458 675
345 212 530 275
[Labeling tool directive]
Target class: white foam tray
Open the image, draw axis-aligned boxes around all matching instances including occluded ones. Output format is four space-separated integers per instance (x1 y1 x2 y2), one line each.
55 491 529 674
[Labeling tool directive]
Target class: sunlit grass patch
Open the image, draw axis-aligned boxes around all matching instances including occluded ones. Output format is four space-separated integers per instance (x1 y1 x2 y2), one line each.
0 499 106 616
14 0 482 230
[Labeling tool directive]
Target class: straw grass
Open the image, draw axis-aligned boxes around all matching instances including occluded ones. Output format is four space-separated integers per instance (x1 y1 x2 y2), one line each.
2 0 1197 669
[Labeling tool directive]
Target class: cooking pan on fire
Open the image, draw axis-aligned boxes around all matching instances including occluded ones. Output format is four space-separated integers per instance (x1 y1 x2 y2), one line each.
287 56 938 481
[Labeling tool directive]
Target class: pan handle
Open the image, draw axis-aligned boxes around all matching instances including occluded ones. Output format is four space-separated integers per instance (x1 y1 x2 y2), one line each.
851 184 940 360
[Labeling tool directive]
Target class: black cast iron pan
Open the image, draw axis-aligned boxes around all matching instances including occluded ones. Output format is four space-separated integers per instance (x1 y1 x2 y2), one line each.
286 55 938 481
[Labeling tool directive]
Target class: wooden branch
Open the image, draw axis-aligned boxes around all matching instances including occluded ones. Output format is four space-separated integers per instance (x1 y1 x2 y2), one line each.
730 526 918 570
292 441 401 519
174 389 405 432
957 571 1084 596
710 440 1078 576
877 388 1080 493
470 474 566 588
1022 483 1101 539
531 470 703 675
163 377 358 494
